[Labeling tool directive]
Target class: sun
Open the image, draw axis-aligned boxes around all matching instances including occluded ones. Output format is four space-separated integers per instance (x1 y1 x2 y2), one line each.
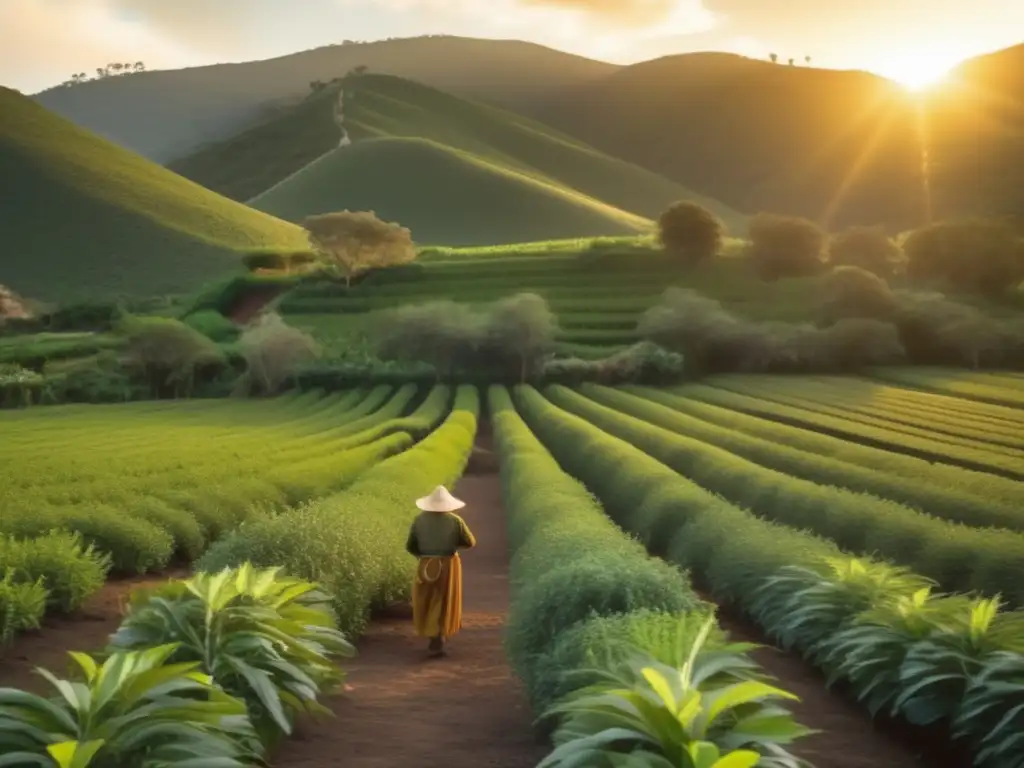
875 53 956 92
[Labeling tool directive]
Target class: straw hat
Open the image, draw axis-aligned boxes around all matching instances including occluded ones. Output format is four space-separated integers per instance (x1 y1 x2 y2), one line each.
416 485 465 513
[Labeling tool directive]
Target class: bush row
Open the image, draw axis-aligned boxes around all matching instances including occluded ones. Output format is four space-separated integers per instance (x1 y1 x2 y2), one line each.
0 388 415 575
488 386 707 717
197 385 479 637
545 385 1024 606
682 381 1024 480
513 385 1024 767
603 385 1024 532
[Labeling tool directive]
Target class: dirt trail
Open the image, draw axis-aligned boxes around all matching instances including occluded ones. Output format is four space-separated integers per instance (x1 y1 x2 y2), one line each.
279 467 547 768
0 571 187 693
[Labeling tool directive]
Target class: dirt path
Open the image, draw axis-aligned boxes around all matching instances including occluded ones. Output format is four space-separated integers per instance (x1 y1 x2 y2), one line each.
714 609 966 768
0 571 186 693
280 469 548 768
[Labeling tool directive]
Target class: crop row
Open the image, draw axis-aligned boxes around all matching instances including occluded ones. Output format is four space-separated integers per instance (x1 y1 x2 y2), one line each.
513 385 1024 768
618 385 1024 530
679 383 1024 480
710 375 1024 456
0 386 437 574
197 384 479 636
546 384 1024 605
868 367 1024 409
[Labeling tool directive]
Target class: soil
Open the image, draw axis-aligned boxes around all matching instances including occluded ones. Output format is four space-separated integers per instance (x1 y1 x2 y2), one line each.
228 287 285 326
0 570 188 693
276 470 547 768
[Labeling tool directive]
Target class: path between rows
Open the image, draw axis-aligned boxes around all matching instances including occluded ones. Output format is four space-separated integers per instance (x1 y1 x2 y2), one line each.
277 469 547 768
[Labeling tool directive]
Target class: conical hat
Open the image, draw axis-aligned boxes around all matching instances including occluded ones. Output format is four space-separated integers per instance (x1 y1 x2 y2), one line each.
415 485 465 512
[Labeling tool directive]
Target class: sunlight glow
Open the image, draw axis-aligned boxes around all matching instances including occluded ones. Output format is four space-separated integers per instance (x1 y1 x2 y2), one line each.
871 50 957 92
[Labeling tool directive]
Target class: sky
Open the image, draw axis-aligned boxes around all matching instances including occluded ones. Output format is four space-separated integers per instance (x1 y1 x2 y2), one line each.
2 0 1022 93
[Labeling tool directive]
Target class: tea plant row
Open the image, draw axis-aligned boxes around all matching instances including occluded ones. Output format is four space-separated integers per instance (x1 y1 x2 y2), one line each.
513 385 1024 768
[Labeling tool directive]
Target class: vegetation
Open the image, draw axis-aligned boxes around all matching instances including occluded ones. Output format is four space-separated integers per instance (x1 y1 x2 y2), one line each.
0 87 306 303
827 226 904 277
748 213 826 280
902 219 1024 296
658 201 726 266
303 210 416 287
237 312 321 394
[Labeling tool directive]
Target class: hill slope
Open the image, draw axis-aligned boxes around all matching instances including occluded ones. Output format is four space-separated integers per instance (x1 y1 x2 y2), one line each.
234 74 742 245
0 88 307 303
34 36 616 163
529 45 1024 231
250 136 653 245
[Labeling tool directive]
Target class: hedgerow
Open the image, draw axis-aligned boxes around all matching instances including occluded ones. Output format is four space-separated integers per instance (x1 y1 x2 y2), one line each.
197 385 478 637
488 386 704 714
545 385 1024 606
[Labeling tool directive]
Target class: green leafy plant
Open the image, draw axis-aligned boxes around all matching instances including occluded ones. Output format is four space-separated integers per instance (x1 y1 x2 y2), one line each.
538 617 814 768
0 643 258 767
955 651 1024 767
0 568 47 643
107 563 354 746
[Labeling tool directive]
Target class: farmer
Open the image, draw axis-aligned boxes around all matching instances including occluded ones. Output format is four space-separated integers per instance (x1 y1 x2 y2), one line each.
405 485 477 657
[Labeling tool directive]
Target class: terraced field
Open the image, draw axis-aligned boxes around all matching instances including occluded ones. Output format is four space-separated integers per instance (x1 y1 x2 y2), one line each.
277 244 821 358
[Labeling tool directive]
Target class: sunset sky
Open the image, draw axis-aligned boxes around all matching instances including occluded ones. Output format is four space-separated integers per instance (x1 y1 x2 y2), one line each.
2 0 1021 92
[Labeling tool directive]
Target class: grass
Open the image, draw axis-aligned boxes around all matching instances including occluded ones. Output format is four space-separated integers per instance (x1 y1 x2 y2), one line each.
0 87 307 303
248 74 744 245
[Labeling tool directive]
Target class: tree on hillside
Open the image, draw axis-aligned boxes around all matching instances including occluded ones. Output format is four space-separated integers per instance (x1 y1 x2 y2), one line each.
769 53 778 64
805 56 812 65
482 293 559 381
788 58 795 66
303 210 416 289
121 316 225 398
658 201 726 266
828 225 905 277
902 219 1024 296
749 213 827 280
373 301 480 378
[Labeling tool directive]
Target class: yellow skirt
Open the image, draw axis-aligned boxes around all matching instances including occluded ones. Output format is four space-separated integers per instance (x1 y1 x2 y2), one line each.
412 554 463 639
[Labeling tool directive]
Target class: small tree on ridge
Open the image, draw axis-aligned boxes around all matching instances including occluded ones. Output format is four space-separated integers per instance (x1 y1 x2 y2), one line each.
303 210 416 288
658 201 726 266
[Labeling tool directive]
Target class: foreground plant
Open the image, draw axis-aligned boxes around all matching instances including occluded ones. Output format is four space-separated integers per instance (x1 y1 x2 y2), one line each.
955 651 1024 768
0 643 258 767
107 563 354 746
537 617 815 768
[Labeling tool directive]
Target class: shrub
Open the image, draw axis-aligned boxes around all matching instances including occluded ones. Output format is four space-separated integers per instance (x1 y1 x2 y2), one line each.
657 200 726 266
0 363 46 407
303 210 417 288
903 219 1024 296
120 316 226 397
183 309 240 343
828 225 904 277
639 288 905 373
542 342 685 386
109 563 354 748
0 531 109 613
41 300 123 332
749 212 826 280
0 569 47 643
818 265 898 325
238 312 320 395
480 294 559 381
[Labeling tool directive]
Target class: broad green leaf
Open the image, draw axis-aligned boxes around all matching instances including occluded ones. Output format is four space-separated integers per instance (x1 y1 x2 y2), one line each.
46 740 105 768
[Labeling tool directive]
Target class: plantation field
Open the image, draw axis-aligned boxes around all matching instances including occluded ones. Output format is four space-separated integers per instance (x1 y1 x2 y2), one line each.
277 243 821 359
0 86 307 303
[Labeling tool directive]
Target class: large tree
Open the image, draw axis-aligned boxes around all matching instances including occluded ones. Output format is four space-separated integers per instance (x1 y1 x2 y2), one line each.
303 210 416 288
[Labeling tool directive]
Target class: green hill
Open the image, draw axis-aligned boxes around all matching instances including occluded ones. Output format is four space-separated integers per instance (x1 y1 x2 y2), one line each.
35 36 615 163
240 74 742 245
0 87 307 303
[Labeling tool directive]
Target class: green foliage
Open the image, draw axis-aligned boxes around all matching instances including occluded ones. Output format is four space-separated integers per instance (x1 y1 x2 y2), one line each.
903 219 1024 296
639 288 905 373
542 342 685 386
0 86 306 304
658 201 727 266
489 386 701 713
546 384 1024 605
539 617 813 768
827 226 904 277
197 385 477 637
182 310 240 343
373 293 559 380
0 643 259 766
748 213 826 280
108 564 354 747
817 266 897 325
0 569 47 643
119 316 226 397
0 532 109 613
